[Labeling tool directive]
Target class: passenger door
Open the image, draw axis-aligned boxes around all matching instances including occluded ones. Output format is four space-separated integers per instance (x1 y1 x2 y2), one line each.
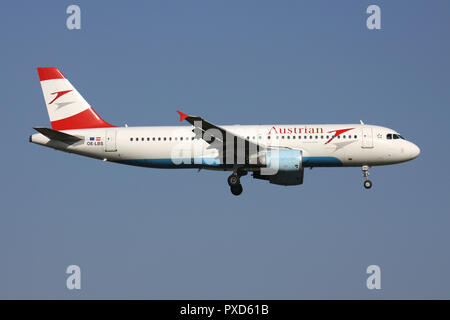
361 127 373 149
105 129 117 152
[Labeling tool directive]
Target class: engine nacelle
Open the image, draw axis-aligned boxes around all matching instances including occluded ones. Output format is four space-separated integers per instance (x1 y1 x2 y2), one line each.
253 149 304 186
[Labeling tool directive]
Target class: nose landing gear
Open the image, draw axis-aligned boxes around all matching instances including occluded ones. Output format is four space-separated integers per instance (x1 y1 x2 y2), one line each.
362 165 372 189
364 180 373 189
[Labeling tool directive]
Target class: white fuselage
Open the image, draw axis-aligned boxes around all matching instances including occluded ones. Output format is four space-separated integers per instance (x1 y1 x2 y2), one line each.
30 123 420 170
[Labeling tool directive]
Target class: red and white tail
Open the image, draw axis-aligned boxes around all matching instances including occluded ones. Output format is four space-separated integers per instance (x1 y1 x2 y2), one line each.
37 67 114 130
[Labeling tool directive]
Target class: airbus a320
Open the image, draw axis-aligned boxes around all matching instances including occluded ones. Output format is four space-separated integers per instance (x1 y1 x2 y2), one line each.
30 68 420 196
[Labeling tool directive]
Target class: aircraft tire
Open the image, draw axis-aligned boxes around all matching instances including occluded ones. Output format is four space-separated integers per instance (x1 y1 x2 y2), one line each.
230 184 243 196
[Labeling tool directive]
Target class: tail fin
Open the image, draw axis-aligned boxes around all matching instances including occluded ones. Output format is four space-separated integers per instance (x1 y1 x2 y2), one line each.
37 67 114 130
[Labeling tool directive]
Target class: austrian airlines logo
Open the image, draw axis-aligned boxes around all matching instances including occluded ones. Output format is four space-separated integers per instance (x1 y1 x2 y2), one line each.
49 90 72 105
325 128 354 144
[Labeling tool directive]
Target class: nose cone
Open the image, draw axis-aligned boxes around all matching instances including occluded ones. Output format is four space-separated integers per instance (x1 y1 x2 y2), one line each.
409 143 421 160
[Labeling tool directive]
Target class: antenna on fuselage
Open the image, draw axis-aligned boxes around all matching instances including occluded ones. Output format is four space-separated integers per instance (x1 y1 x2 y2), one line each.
360 120 365 125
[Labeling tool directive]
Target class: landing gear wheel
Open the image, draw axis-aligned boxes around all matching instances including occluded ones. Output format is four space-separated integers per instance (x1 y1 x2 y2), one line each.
230 184 243 196
361 165 372 190
228 174 240 187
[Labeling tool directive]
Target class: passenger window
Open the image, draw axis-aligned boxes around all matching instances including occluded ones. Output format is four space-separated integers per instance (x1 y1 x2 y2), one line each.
287 136 290 139
354 135 357 139
310 136 312 139
268 136 271 139
276 136 279 139
153 137 156 141
158 137 161 141
299 136 301 139
147 137 150 141
387 134 392 139
292 136 295 139
180 137 183 141
130 138 133 141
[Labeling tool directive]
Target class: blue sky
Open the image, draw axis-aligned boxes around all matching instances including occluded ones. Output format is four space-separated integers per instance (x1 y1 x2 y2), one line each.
0 0 449 298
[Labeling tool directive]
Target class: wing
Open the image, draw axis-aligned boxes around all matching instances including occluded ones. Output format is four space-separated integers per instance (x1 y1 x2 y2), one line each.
176 110 264 166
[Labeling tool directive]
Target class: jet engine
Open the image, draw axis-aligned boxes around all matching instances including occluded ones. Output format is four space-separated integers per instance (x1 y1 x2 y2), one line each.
252 149 304 185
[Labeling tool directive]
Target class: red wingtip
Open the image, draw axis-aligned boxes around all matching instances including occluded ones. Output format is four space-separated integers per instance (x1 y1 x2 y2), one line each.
177 110 189 122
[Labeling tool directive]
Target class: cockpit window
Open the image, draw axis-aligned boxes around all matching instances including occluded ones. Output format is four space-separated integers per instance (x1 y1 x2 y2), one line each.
388 133 405 140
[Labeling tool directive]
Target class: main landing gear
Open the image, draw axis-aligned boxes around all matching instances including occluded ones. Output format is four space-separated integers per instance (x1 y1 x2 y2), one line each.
228 169 246 196
362 165 372 189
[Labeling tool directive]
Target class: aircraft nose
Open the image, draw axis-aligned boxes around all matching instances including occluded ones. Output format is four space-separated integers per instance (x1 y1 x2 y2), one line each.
409 142 420 159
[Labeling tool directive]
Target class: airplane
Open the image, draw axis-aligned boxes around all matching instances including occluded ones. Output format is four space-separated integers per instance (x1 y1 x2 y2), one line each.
30 67 420 196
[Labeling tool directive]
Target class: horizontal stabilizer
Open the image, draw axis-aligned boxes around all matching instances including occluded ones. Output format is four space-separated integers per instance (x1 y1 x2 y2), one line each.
33 127 82 143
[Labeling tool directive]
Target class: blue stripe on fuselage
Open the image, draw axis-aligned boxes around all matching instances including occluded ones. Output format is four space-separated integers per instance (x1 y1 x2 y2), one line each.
113 156 342 169
302 156 343 167
114 158 226 169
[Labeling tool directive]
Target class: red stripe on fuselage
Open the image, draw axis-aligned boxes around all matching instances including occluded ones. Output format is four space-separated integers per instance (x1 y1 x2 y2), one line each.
50 108 115 130
325 128 355 144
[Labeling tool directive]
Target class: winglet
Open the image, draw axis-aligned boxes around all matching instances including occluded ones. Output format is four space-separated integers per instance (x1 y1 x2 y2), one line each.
177 110 189 122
